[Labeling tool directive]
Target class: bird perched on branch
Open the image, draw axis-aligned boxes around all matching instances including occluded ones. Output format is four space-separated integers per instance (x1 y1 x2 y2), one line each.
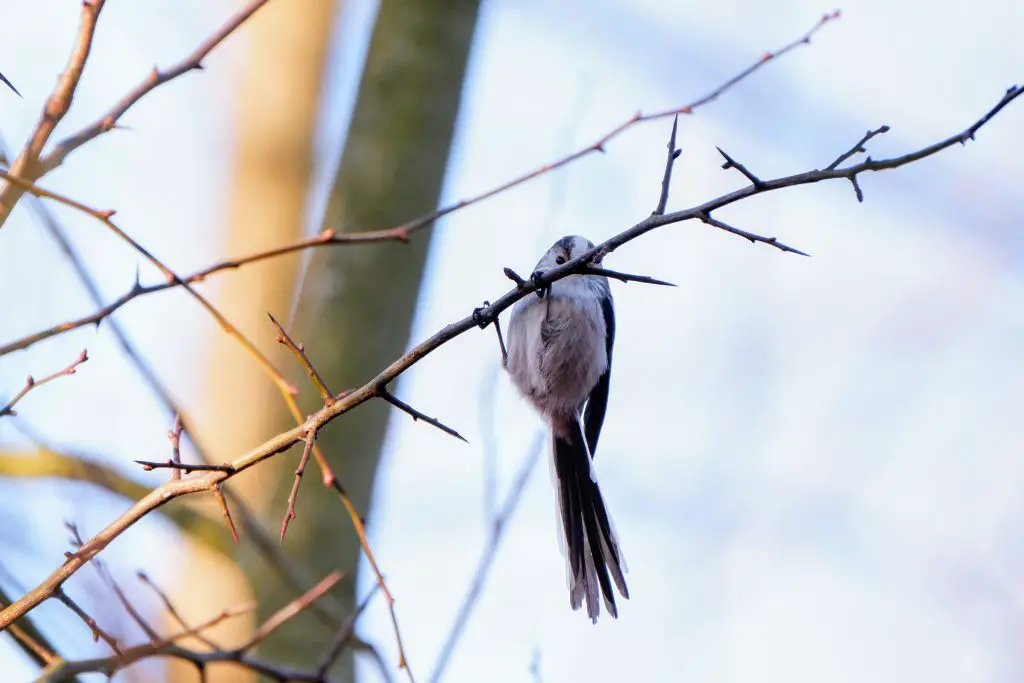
505 235 628 623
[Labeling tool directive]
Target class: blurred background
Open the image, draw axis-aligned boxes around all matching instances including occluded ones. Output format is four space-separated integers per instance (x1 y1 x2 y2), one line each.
1 0 1023 681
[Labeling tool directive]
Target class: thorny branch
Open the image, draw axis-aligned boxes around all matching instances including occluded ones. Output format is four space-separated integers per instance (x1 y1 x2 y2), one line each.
0 0 105 227
0 11 842 358
0 350 88 418
3 81 1018 648
32 570 375 682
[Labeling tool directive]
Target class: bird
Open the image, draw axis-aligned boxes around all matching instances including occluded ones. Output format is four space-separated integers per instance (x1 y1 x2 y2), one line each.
504 234 629 623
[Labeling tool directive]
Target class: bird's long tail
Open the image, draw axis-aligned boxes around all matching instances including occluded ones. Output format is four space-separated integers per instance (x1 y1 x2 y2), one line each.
552 416 629 623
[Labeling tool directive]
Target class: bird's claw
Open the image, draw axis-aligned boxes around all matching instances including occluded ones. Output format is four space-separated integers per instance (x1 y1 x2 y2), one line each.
472 301 491 329
531 270 550 299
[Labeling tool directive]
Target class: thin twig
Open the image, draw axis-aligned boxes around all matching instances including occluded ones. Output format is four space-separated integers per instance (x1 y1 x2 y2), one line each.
379 389 468 443
316 584 380 676
53 587 122 655
429 433 544 683
136 571 217 649
0 0 106 227
716 146 766 188
697 212 810 256
210 483 240 544
654 115 681 215
0 350 88 418
133 460 235 473
270 313 335 405
827 125 890 170
579 266 677 287
66 523 161 641
281 431 317 542
241 570 343 650
36 0 275 176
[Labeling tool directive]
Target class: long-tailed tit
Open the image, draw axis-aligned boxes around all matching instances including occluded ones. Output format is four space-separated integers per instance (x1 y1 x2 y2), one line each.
505 235 628 623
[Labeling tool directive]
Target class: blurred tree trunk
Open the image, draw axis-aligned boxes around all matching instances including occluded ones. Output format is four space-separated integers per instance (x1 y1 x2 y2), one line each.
170 1 337 682
258 0 482 680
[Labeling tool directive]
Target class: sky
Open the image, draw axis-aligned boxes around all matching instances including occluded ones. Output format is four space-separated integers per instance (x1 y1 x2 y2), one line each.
2 0 1024 682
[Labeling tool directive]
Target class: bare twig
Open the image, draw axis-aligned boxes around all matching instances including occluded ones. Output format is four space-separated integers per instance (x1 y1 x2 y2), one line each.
0 0 106 227
579 266 677 287
0 350 88 418
0 71 19 97
210 483 240 544
66 523 161 642
53 587 122 656
716 146 766 188
697 212 809 256
136 571 217 649
281 431 317 542
429 433 544 683
316 584 380 676
133 460 235 473
35 0 274 177
0 13 841 358
270 313 335 405
241 570 343 650
827 125 890 170
654 115 681 215
379 389 468 443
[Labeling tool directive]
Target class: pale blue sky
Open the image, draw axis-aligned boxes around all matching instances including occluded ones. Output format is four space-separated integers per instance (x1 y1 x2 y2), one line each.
2 1 1023 682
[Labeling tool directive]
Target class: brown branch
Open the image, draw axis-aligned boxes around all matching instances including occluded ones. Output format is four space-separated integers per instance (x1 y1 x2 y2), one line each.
241 570 343 650
133 460 235 473
0 0 106 227
53 587 122 656
379 389 468 443
210 483 240 545
135 571 217 649
270 313 335 405
65 523 160 642
3 76 1018 683
36 574 374 683
35 0 275 177
0 12 840 358
0 168 297 399
0 349 88 418
38 601 256 681
281 432 317 542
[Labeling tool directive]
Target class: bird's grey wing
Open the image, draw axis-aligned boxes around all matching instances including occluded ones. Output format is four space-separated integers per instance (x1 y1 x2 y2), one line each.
583 294 615 456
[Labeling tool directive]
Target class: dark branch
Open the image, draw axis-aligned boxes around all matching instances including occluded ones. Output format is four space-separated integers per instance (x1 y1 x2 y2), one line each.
379 389 468 443
698 212 810 256
716 146 765 188
580 265 677 287
827 125 890 170
134 460 235 473
654 115 682 215
281 432 317 542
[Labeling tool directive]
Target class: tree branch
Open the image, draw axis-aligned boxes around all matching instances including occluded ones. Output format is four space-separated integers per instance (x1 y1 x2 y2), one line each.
0 12 840 358
0 0 106 227
1 350 88 418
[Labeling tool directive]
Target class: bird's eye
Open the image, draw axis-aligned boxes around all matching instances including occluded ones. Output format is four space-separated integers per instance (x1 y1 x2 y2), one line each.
555 255 566 265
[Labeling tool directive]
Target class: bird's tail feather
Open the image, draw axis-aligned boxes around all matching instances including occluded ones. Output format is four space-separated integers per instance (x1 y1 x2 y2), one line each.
552 417 629 623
